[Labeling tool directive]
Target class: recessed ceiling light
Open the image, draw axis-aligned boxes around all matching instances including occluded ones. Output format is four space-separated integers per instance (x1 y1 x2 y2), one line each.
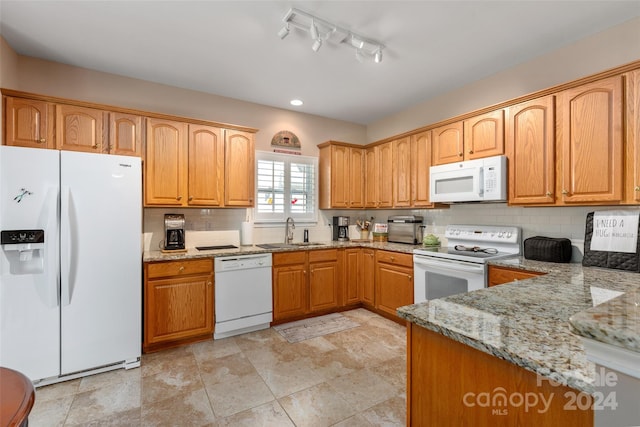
290 99 303 106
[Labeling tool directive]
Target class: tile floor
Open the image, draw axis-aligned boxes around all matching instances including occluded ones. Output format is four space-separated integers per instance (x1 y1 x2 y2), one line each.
29 309 407 426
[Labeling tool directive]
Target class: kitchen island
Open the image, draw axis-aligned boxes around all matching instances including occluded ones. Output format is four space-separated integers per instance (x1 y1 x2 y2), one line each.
398 258 640 426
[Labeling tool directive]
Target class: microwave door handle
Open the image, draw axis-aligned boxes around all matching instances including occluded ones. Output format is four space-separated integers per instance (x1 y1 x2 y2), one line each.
414 257 485 273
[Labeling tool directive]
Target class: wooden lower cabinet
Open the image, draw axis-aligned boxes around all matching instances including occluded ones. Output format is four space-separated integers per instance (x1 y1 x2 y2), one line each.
488 265 544 287
407 324 593 426
375 250 413 320
362 249 376 307
272 250 340 323
143 259 214 352
344 248 361 306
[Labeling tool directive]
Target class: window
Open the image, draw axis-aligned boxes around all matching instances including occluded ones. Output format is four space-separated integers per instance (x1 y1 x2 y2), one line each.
255 151 317 223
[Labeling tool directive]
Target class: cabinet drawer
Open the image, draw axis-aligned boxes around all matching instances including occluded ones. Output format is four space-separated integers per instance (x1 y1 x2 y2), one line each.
146 259 213 279
308 248 338 263
487 265 543 287
273 251 306 266
376 250 413 268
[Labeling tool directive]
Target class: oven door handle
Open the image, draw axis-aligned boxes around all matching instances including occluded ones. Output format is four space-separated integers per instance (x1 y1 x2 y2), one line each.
413 256 485 273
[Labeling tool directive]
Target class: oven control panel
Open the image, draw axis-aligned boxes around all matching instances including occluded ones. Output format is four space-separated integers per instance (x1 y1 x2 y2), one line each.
444 225 520 244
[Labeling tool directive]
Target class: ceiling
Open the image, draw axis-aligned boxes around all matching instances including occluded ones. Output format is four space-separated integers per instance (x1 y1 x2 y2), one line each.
1 1 639 125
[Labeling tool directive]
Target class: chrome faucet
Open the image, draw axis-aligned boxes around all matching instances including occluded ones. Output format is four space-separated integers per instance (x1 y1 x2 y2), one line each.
285 217 295 244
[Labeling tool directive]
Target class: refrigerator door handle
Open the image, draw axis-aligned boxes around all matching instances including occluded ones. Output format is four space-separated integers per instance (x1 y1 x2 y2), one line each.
43 186 60 308
61 186 79 306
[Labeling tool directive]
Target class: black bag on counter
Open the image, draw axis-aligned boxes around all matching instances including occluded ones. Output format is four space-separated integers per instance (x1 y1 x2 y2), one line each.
523 236 572 263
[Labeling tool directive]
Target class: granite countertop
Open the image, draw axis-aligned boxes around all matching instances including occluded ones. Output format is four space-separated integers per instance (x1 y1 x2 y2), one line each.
143 240 421 262
397 257 640 394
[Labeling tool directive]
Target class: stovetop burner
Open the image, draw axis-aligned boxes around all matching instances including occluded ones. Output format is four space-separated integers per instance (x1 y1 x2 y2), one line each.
414 225 521 263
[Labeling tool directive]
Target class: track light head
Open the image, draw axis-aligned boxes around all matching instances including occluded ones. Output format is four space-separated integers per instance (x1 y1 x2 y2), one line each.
351 35 364 49
310 20 319 41
311 38 322 52
278 23 290 39
374 48 383 63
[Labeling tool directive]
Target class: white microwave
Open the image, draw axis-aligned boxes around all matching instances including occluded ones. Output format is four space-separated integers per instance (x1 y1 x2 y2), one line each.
430 155 507 203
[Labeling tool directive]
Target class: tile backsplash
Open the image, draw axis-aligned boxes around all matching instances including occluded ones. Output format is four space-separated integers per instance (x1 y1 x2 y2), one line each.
143 204 640 254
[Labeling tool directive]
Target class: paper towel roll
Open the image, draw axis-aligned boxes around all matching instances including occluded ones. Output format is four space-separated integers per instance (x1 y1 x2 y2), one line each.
241 221 253 246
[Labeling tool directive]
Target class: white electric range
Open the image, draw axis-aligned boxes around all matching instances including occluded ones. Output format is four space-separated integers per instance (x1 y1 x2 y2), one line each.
413 225 521 302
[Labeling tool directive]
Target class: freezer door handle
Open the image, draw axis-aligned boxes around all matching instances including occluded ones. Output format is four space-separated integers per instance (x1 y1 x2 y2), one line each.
61 186 79 306
44 186 60 308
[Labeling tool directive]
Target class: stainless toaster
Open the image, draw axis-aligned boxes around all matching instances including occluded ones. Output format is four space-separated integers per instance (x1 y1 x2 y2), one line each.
387 215 424 244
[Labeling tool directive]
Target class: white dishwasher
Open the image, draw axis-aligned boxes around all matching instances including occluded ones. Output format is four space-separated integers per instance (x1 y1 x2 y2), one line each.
214 253 273 339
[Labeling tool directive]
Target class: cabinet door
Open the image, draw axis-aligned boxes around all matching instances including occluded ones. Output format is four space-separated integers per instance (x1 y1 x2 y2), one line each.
375 263 413 319
411 130 433 207
361 249 375 306
392 137 412 207
432 121 463 165
4 97 55 149
330 145 349 208
309 260 340 312
349 147 365 208
557 75 623 204
188 124 224 206
625 69 640 203
377 142 393 208
144 273 213 345
144 118 188 206
56 105 105 152
487 265 543 287
273 264 307 321
365 147 378 208
109 112 142 157
344 249 361 306
224 130 255 207
464 110 504 160
506 96 555 205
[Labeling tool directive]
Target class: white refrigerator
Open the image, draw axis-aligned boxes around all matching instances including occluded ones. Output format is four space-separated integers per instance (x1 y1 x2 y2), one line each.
0 145 141 384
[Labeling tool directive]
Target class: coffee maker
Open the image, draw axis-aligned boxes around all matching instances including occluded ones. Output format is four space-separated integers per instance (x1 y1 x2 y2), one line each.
332 216 350 242
164 214 185 250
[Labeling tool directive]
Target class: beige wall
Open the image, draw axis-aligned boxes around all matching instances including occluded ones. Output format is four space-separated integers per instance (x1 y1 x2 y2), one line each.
9 51 367 157
367 17 640 142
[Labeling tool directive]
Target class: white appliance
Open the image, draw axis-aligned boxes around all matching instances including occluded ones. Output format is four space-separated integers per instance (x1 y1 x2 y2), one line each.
430 155 507 203
413 225 520 302
0 146 141 385
214 253 272 339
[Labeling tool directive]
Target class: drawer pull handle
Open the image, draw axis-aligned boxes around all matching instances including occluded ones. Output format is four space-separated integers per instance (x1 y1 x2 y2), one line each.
178 266 184 272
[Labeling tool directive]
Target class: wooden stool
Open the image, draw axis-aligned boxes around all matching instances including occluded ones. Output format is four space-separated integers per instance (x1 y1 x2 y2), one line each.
0 367 35 427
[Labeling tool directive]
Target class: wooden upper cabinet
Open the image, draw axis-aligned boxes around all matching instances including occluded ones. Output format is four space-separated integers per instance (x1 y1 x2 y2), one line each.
224 129 254 207
432 121 464 165
318 142 364 209
625 69 640 203
145 118 188 206
557 75 623 204
349 147 365 208
4 97 55 149
56 104 106 153
411 130 432 207
109 112 142 157
188 125 224 206
432 111 503 166
365 146 379 208
464 109 504 160
392 137 412 207
377 142 393 208
506 96 556 205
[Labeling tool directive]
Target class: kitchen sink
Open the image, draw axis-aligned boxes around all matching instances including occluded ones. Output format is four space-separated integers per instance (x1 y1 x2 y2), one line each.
256 242 326 249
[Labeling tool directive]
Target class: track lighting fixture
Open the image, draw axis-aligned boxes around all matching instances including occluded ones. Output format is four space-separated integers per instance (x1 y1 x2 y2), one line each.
278 7 385 63
374 48 383 64
311 38 322 52
278 23 290 40
310 20 319 41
